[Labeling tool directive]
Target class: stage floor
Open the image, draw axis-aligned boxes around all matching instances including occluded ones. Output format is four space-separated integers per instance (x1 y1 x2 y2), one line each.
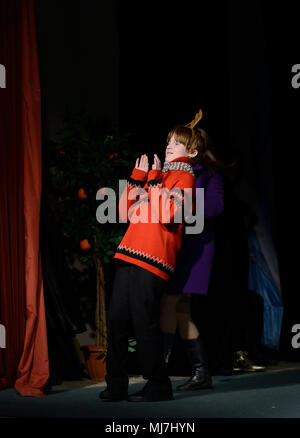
1 361 300 419
47 360 300 392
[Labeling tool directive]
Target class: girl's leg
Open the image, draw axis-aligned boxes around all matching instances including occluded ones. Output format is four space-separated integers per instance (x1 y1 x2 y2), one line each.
130 266 169 385
175 295 212 390
103 266 131 400
176 294 199 340
160 292 181 333
160 292 181 362
128 266 173 402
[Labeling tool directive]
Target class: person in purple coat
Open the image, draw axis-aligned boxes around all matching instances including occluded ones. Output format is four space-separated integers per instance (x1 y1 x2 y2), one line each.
160 128 225 391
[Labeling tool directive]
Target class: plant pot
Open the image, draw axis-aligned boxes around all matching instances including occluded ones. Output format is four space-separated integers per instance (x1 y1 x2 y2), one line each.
81 345 107 382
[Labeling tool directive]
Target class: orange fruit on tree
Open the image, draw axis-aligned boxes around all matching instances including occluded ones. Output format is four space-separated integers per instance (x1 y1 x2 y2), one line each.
108 152 119 159
80 239 92 250
78 188 87 199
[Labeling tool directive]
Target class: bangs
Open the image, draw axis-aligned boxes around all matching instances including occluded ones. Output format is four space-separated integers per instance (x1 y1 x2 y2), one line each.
166 125 192 148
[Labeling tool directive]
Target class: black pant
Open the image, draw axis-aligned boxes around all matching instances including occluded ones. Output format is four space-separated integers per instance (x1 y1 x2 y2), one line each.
106 263 169 395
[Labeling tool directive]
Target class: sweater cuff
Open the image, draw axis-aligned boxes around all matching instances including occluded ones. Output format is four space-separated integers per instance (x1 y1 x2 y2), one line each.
130 168 148 182
147 169 162 182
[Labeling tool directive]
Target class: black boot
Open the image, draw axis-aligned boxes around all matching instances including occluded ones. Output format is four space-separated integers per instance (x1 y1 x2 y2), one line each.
176 337 212 391
163 332 176 364
99 375 128 402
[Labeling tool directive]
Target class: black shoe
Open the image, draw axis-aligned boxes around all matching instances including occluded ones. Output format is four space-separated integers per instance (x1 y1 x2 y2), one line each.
127 380 174 402
176 366 212 391
233 350 266 373
99 388 127 402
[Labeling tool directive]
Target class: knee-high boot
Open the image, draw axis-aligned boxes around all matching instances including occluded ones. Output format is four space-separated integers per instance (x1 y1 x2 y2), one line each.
163 332 176 363
176 337 212 390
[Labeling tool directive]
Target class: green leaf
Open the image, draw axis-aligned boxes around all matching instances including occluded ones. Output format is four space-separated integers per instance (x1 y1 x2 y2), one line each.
128 339 137 346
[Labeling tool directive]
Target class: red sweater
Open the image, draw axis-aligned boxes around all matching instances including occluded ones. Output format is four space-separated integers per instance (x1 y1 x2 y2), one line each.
114 156 195 281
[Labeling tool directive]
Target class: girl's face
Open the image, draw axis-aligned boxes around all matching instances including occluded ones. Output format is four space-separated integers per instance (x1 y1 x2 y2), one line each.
165 135 196 162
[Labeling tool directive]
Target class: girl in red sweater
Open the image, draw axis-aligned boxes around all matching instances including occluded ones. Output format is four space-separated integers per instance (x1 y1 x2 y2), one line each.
100 111 203 402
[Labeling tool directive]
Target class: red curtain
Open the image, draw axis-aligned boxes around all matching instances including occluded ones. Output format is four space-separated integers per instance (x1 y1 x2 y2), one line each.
0 0 49 396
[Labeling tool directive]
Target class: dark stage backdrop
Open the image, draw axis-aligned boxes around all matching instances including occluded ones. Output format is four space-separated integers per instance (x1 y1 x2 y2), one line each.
34 0 300 355
263 1 300 355
115 0 300 356
115 1 229 160
115 0 298 356
34 0 120 139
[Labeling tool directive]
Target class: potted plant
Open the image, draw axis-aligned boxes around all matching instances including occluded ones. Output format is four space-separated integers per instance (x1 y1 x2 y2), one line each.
47 109 137 381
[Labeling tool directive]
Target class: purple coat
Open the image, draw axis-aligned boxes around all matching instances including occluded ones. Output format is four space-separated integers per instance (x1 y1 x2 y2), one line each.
167 165 224 295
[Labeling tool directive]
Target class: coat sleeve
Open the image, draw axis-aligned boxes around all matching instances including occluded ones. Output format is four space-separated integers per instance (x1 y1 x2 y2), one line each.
199 172 224 219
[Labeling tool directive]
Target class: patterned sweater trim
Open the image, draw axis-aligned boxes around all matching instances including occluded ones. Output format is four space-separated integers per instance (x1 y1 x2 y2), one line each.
115 244 175 275
128 177 146 188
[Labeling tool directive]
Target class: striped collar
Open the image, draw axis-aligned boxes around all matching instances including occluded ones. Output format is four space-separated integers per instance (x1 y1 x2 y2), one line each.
162 160 195 176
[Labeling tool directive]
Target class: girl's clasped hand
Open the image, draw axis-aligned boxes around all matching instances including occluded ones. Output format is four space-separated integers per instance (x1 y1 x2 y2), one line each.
135 154 161 171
